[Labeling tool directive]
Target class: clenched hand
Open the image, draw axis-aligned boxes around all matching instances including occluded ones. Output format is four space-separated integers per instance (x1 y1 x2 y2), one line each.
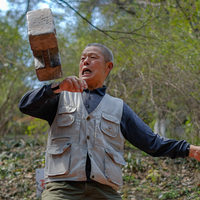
52 76 88 93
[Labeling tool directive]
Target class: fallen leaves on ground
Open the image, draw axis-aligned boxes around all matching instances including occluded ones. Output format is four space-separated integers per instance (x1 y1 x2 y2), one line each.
0 139 45 200
120 146 200 200
0 139 200 200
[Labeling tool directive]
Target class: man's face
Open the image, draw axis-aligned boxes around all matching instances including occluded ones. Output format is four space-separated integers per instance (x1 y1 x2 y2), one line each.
79 46 113 90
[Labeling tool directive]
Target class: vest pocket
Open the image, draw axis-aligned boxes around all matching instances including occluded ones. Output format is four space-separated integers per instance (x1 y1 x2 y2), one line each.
57 106 76 127
100 112 120 137
45 141 71 176
105 148 126 185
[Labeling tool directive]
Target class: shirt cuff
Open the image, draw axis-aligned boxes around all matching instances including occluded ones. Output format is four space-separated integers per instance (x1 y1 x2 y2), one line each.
45 84 60 99
186 144 190 157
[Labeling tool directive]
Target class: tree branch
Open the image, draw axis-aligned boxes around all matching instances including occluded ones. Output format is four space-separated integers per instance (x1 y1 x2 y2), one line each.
17 0 31 24
53 0 115 40
175 0 198 38
113 0 136 16
52 0 157 42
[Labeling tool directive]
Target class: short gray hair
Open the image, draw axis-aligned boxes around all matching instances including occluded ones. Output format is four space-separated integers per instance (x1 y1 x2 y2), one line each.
84 43 114 63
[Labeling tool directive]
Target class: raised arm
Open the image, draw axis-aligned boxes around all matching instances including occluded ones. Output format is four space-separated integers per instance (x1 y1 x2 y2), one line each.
19 84 59 125
19 76 88 125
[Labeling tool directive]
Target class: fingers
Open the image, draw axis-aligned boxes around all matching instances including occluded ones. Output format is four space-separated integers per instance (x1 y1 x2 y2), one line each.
72 77 83 92
72 77 88 92
81 78 88 90
60 76 88 93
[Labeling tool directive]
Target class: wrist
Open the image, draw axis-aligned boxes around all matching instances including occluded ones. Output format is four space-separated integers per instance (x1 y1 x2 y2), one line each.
51 82 62 94
186 144 190 157
188 144 196 158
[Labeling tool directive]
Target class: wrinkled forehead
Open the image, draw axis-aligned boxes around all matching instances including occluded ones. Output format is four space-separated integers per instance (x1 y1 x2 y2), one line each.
81 46 104 56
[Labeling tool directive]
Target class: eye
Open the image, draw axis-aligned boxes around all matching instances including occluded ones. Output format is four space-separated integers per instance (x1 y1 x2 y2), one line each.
81 57 85 61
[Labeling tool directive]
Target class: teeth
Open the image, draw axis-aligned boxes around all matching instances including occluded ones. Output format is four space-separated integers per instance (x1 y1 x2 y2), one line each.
83 69 91 75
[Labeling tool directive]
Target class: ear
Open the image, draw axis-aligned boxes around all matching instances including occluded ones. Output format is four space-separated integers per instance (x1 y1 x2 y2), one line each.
107 61 113 72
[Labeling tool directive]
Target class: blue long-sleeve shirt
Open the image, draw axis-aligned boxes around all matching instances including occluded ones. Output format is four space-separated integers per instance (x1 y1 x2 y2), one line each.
19 84 189 159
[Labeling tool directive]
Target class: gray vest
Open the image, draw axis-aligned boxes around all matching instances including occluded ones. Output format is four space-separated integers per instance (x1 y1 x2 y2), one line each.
44 91 126 191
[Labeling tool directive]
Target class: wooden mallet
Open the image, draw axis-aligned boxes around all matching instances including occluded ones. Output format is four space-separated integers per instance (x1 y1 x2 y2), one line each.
27 8 63 81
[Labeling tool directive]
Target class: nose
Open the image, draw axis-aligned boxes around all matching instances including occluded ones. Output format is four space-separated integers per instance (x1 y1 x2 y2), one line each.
83 57 90 65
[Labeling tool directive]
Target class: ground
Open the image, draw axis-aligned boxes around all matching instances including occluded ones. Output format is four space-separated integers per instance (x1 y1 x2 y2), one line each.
0 139 200 200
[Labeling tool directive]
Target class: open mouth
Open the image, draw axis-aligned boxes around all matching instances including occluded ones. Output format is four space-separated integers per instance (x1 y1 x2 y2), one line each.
82 68 92 75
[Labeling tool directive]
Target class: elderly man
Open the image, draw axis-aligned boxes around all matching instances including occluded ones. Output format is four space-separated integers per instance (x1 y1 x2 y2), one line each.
19 43 200 200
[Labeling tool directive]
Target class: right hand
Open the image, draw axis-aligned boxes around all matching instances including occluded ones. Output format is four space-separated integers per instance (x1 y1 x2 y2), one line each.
189 145 200 161
59 76 88 93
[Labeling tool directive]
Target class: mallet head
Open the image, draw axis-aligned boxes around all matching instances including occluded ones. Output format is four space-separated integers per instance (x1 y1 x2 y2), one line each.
27 8 63 81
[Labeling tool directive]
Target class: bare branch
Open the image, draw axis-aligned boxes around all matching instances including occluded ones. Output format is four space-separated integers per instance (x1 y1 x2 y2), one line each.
52 0 115 40
17 0 31 24
52 0 157 42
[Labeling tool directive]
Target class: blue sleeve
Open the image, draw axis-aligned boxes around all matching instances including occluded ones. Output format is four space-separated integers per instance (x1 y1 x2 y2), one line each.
18 84 59 125
120 102 189 158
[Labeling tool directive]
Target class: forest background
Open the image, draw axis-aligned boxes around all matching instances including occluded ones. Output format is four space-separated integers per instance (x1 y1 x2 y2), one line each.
0 0 200 199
